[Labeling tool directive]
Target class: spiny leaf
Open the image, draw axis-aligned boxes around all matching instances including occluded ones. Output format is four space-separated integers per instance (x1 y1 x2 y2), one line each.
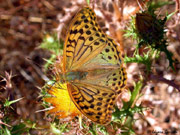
4 97 24 107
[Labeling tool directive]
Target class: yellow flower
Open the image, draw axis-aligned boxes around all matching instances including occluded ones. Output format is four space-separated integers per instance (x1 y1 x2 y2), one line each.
44 82 81 120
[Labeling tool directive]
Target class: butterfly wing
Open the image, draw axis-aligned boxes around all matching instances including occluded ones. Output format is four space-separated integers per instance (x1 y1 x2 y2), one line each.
67 82 116 124
80 67 127 95
63 7 107 72
78 37 124 71
74 36 127 94
63 7 126 71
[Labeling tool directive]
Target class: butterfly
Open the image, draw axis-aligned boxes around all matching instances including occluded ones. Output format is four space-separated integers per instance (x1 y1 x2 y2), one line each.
61 7 127 124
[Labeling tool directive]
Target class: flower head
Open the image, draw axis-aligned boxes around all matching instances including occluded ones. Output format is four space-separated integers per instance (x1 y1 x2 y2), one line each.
44 81 81 120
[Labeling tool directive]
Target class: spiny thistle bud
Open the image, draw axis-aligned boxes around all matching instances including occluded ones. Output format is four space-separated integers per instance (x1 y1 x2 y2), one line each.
135 12 166 45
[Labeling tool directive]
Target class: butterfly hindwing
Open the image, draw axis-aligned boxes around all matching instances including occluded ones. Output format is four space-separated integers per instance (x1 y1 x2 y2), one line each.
80 67 127 94
67 82 116 124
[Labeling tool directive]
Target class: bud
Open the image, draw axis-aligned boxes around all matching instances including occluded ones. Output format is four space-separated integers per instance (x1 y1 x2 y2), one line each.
135 12 165 45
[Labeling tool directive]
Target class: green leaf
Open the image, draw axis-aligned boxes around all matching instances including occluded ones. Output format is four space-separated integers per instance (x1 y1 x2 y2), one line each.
86 0 90 5
11 123 29 135
124 53 152 72
4 97 24 107
148 1 174 14
4 126 11 135
43 54 56 70
40 34 63 55
49 123 69 135
124 81 143 109
89 123 98 135
50 123 61 134
166 11 176 20
129 81 143 106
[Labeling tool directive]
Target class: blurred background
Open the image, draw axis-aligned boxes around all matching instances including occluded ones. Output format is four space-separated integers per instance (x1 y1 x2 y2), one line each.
0 0 180 134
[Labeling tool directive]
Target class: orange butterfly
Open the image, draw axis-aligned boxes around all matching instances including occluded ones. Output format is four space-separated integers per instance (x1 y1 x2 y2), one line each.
60 7 127 124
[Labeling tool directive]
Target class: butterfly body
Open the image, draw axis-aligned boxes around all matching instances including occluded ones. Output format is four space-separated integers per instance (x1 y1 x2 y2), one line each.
64 71 88 82
61 7 127 124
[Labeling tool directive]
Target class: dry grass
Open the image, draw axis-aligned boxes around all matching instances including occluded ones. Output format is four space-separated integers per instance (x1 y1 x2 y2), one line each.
0 0 180 134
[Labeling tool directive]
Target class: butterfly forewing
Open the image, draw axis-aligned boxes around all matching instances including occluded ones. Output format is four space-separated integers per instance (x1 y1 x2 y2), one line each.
67 82 116 124
63 7 107 72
